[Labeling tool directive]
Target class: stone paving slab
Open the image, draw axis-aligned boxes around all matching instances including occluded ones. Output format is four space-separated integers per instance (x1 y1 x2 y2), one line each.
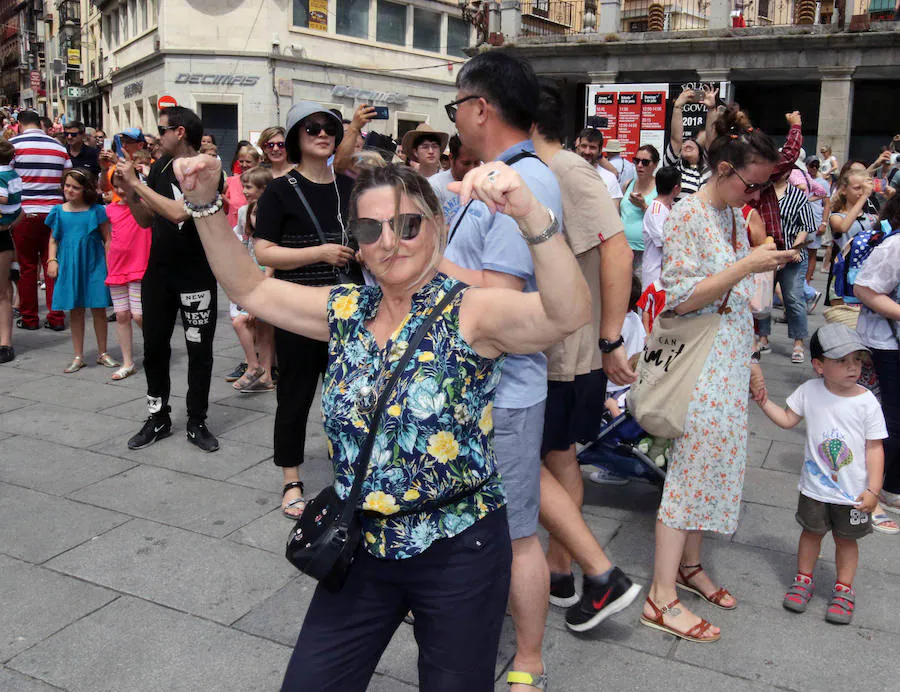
6 596 291 692
68 465 278 538
0 483 130 564
226 507 292 555
45 519 296 626
0 395 38 415
0 403 121 449
741 466 801 510
218 414 278 448
762 440 806 474
232 576 318 646
99 396 267 435
0 667 62 692
11 375 143 413
0 369 54 394
0 436 135 496
88 430 272 481
0 555 117 661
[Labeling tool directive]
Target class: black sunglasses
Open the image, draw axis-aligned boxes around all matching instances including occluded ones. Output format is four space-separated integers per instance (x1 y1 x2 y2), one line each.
303 121 339 138
349 214 424 245
726 162 773 194
264 141 286 150
633 157 653 166
64 131 81 138
157 125 178 137
445 95 482 123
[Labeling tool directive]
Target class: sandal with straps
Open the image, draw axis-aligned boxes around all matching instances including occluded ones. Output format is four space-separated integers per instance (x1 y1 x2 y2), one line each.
676 563 737 610
507 670 548 690
639 596 720 643
282 481 306 520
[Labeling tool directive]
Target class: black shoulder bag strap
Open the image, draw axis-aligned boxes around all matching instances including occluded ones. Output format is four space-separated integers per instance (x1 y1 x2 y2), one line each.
446 150 543 247
337 281 467 526
287 174 332 247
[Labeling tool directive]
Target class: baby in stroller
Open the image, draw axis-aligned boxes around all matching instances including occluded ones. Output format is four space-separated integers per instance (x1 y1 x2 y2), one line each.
579 278 669 486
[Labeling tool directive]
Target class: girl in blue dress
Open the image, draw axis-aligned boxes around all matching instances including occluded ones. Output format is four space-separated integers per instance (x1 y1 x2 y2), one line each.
46 168 120 373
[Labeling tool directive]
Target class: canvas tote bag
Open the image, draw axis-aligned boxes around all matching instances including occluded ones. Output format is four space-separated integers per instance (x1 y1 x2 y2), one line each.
630 210 737 438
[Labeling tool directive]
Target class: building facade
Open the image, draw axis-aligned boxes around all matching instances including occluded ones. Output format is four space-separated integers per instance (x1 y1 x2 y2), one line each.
87 0 471 164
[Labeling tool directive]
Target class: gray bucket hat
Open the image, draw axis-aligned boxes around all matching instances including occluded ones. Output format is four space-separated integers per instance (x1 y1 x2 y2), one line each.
284 100 344 162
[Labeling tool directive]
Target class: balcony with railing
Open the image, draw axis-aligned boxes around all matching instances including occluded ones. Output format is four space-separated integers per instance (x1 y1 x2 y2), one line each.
521 0 584 35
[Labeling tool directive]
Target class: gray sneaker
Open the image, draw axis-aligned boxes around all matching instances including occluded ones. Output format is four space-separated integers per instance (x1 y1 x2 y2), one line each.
825 583 855 625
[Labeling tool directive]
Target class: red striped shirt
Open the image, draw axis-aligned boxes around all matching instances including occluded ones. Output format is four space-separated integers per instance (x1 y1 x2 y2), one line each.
10 130 72 215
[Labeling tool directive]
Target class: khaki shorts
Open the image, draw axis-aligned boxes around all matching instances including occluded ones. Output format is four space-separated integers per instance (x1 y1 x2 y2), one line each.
795 493 872 540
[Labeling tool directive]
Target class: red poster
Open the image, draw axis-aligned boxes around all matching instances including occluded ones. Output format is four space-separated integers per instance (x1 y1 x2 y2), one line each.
593 92 617 142
641 92 666 130
616 92 641 160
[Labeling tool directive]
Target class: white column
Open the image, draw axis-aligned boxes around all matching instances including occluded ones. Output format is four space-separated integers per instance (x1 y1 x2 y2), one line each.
406 5 414 47
328 0 337 34
368 0 377 41
440 13 448 54
708 0 730 29
817 66 854 166
499 0 521 37
597 0 620 33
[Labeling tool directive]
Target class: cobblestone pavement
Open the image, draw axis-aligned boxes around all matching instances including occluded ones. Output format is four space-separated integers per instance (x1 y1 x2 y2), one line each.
3 275 898 692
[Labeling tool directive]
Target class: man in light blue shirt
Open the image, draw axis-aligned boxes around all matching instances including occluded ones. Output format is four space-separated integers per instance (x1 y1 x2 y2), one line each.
440 52 562 692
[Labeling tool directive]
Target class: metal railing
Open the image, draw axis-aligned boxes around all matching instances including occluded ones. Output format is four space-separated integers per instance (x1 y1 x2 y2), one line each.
730 0 897 26
521 0 584 35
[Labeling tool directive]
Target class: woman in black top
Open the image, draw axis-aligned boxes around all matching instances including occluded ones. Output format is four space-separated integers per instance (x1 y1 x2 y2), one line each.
254 101 359 518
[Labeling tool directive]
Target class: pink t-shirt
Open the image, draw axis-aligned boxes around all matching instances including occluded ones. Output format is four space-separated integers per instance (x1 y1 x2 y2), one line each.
105 202 151 285
224 175 246 229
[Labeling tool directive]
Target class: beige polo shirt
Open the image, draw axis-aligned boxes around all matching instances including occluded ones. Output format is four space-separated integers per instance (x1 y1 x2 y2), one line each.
545 149 625 382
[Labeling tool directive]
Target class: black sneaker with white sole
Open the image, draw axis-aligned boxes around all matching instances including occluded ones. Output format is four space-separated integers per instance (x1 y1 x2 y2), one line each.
128 415 172 450
549 573 580 608
186 419 219 453
565 567 642 632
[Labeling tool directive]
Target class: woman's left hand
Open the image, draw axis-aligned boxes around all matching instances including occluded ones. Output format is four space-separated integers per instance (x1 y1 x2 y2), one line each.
749 362 767 405
629 191 647 212
173 154 223 206
450 162 543 225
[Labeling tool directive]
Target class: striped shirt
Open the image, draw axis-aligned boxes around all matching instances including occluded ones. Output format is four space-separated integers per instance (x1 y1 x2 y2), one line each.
0 165 23 225
777 182 815 263
664 142 710 199
10 129 72 215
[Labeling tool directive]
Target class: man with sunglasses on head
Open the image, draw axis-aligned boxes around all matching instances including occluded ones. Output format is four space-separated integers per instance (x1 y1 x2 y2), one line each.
116 106 223 453
63 121 100 177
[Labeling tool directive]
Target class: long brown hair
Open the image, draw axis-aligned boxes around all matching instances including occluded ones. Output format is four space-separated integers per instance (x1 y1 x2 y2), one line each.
61 167 99 205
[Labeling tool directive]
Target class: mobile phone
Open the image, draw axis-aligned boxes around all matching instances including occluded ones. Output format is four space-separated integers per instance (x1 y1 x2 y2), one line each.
113 134 125 158
586 115 608 129
372 106 389 120
102 138 113 152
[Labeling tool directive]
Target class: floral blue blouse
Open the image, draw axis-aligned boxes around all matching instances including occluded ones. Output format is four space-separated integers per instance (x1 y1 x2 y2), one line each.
323 272 507 560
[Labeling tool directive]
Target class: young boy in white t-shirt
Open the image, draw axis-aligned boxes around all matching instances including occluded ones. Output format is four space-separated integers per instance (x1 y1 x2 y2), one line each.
757 324 887 625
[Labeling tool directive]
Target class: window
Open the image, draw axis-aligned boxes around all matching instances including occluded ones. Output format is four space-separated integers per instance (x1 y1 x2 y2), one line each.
149 0 158 26
758 0 770 17
377 0 407 45
292 0 310 27
336 0 369 38
119 7 128 41
131 0 138 36
413 8 440 52
141 0 148 31
447 17 469 57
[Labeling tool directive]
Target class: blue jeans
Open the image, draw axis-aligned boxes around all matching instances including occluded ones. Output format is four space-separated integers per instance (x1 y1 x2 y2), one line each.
758 259 809 340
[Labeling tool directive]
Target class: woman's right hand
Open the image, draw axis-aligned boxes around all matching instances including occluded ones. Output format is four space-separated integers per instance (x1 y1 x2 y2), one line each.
675 89 694 108
47 262 58 279
741 243 799 274
173 155 223 206
319 243 355 267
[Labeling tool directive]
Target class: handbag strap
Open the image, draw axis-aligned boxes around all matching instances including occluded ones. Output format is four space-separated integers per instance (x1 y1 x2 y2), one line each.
286 174 331 247
339 281 467 525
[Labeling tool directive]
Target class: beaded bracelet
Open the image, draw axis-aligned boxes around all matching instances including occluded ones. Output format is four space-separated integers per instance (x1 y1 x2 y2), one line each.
183 193 224 219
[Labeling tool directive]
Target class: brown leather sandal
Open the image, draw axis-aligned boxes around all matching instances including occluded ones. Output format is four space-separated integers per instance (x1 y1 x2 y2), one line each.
639 596 720 643
676 563 737 610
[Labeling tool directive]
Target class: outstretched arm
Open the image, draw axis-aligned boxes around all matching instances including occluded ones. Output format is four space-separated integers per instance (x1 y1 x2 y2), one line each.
173 155 331 341
757 398 803 429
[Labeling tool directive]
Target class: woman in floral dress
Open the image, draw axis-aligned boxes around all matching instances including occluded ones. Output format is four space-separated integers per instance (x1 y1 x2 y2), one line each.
174 154 591 690
641 107 799 643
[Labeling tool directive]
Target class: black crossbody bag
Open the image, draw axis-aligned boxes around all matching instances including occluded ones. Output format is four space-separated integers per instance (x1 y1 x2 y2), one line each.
286 174 363 285
286 282 466 591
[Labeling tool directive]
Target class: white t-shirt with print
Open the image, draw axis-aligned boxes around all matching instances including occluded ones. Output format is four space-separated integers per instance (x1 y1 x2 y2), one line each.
786 379 887 506
641 199 670 291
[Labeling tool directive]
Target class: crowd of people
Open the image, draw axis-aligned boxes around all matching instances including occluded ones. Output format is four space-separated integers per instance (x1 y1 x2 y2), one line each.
1 52 898 691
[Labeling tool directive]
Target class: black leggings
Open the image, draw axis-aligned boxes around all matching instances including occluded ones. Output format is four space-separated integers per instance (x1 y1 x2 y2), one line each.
141 264 217 420
872 349 900 494
273 327 328 467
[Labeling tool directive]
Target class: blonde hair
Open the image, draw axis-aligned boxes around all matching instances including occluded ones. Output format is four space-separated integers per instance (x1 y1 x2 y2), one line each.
240 166 273 191
236 144 261 165
257 126 286 163
831 169 868 213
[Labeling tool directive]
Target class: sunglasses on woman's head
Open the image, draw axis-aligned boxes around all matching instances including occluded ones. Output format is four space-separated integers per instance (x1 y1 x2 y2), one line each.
264 141 286 150
349 214 424 245
303 121 339 138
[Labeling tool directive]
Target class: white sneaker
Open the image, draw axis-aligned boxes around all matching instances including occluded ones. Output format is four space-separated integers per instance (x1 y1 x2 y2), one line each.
589 467 630 486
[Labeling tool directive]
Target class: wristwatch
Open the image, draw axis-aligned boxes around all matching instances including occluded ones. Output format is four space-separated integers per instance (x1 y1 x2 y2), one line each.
599 335 624 353
520 207 560 245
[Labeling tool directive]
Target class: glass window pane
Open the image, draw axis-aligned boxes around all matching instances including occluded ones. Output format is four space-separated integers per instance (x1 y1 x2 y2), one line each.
447 17 469 57
131 0 138 35
141 0 148 31
337 0 369 38
377 0 406 45
413 8 440 52
293 0 310 27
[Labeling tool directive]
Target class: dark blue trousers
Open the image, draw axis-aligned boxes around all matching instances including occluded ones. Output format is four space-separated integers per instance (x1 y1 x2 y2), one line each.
281 508 512 692
872 349 900 494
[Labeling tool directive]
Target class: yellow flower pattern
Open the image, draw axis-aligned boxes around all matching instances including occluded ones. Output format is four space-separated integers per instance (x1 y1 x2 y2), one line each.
362 491 400 515
479 402 494 435
332 291 359 320
427 431 460 463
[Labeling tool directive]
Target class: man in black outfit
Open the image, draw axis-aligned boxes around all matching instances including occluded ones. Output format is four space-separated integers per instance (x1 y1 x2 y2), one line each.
63 121 100 177
117 106 220 452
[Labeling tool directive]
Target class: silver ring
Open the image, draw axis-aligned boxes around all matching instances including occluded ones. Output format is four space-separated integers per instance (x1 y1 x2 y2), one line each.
487 170 498 184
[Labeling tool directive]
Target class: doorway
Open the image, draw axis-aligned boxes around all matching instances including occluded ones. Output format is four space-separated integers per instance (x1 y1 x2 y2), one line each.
199 103 239 169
